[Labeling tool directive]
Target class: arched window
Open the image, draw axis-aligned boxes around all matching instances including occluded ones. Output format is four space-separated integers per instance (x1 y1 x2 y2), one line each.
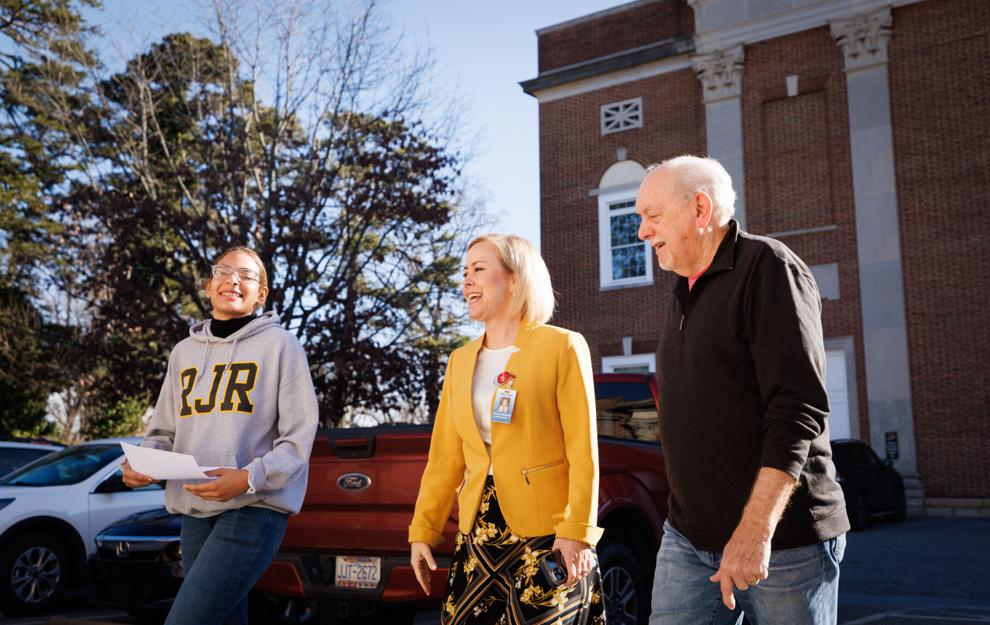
596 160 652 289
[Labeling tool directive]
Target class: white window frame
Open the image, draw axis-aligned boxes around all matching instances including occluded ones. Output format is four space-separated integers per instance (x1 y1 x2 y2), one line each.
602 353 656 373
598 188 653 289
601 97 643 135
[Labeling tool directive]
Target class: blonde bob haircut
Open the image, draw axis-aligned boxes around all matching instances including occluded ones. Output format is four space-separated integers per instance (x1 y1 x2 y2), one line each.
467 234 555 325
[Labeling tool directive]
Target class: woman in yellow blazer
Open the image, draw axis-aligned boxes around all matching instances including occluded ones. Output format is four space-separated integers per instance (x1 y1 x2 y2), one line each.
409 234 605 625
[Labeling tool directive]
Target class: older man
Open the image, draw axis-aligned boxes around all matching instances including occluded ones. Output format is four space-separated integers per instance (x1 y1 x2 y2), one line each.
638 156 849 625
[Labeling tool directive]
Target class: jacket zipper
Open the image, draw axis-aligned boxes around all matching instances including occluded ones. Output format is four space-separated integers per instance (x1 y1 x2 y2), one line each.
679 263 731 332
521 459 565 485
680 283 694 332
677 285 690 332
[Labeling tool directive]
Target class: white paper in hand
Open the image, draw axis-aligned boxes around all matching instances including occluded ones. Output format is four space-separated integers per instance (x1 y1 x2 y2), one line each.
121 442 227 480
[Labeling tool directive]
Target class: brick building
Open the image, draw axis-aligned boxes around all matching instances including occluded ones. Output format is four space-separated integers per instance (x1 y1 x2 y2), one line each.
521 0 989 513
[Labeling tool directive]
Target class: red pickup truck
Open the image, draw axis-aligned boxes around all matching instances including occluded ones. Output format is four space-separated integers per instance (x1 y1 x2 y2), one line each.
255 373 668 625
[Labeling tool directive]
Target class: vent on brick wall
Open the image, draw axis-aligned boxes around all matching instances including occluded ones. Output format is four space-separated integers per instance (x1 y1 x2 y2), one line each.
601 97 643 135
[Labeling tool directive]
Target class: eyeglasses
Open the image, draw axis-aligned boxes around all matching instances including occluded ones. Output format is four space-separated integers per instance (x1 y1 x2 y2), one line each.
211 264 261 283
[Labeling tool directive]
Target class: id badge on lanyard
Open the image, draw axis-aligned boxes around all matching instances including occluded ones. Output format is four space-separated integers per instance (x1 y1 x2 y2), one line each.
491 371 517 424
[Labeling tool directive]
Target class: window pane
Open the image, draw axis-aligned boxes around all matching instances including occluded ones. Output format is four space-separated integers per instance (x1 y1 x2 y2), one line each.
595 381 659 442
865 446 884 466
0 445 122 486
832 442 871 466
0 449 52 477
610 213 640 247
854 444 873 465
832 443 853 466
612 365 650 374
611 245 645 280
609 200 636 211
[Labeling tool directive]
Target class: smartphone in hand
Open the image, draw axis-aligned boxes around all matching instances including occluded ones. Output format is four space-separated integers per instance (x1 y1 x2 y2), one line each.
539 549 568 587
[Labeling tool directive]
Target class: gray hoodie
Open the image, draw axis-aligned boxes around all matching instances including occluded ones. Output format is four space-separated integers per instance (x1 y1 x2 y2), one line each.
142 312 318 517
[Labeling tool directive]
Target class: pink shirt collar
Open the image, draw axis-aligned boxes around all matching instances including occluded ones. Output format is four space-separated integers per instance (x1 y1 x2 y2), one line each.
688 263 711 291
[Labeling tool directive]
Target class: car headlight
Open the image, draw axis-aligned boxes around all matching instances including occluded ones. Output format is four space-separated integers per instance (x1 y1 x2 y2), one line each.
0 498 14 512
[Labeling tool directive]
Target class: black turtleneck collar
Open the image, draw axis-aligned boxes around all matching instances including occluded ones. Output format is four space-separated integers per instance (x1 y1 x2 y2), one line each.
210 313 256 339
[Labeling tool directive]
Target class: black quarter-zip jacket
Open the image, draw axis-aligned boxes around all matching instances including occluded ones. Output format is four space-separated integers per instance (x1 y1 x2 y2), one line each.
657 220 849 552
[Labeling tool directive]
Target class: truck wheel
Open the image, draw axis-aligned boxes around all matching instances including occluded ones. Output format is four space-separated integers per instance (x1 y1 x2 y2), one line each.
0 531 70 615
598 541 649 625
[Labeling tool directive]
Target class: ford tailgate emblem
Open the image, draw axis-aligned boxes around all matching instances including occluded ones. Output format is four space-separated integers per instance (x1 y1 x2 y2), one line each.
337 473 372 492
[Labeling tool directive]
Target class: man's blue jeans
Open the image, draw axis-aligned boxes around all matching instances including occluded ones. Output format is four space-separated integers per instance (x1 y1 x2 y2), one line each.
165 506 288 625
649 521 845 625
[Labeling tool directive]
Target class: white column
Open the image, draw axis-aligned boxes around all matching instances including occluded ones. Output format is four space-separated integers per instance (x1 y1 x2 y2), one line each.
831 8 922 504
693 44 747 229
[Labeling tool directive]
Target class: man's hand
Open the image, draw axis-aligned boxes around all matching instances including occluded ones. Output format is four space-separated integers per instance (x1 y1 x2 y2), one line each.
710 466 797 609
552 537 595 587
120 460 158 489
410 542 437 595
709 522 771 610
182 468 250 502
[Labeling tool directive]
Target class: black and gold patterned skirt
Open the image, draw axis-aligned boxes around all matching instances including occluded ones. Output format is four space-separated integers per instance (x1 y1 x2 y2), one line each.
441 477 606 625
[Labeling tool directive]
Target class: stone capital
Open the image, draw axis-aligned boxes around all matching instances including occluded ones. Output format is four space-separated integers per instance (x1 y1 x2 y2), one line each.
692 44 745 104
830 7 893 72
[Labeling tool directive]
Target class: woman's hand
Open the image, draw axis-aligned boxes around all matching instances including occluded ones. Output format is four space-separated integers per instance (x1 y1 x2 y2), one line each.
410 541 437 595
183 468 250 502
552 537 595 587
120 460 158 489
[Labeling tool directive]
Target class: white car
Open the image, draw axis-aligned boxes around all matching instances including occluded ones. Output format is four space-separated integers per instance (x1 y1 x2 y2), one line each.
0 441 63 478
0 438 164 614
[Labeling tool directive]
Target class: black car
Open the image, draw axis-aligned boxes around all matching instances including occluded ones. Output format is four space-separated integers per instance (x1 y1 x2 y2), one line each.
91 507 318 624
831 439 906 530
91 507 184 621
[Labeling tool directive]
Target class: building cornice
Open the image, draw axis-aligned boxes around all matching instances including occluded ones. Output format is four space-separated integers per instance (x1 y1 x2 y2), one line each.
520 34 695 100
689 0 919 54
535 0 660 36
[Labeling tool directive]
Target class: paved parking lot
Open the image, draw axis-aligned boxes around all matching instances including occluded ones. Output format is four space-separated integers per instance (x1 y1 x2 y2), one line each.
837 516 990 624
2 516 988 624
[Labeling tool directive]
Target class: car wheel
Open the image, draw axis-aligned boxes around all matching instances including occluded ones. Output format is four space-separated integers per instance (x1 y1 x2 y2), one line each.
0 531 70 615
849 491 870 531
598 541 649 625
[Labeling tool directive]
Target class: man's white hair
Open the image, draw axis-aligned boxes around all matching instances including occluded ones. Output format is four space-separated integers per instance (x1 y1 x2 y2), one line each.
649 155 737 225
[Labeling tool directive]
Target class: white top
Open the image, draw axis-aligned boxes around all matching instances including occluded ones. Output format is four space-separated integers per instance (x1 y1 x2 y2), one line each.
472 345 519 474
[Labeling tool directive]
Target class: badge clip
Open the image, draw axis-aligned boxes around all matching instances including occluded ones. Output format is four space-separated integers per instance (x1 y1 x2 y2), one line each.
495 371 515 388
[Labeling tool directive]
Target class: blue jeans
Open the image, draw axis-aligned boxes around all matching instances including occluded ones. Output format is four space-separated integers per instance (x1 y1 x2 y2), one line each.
165 506 288 625
649 521 845 625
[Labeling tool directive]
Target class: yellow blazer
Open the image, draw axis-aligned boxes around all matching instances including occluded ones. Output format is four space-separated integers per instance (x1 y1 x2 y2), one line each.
408 323 603 547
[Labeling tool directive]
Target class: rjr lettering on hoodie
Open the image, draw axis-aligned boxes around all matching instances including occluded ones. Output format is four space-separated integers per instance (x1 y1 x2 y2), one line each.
141 312 319 517
179 362 259 416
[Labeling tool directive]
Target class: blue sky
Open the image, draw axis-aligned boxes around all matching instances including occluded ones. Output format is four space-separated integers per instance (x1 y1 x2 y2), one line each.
86 1 623 251
387 2 623 250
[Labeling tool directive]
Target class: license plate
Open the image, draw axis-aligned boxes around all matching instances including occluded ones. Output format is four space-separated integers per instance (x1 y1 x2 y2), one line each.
334 555 381 589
